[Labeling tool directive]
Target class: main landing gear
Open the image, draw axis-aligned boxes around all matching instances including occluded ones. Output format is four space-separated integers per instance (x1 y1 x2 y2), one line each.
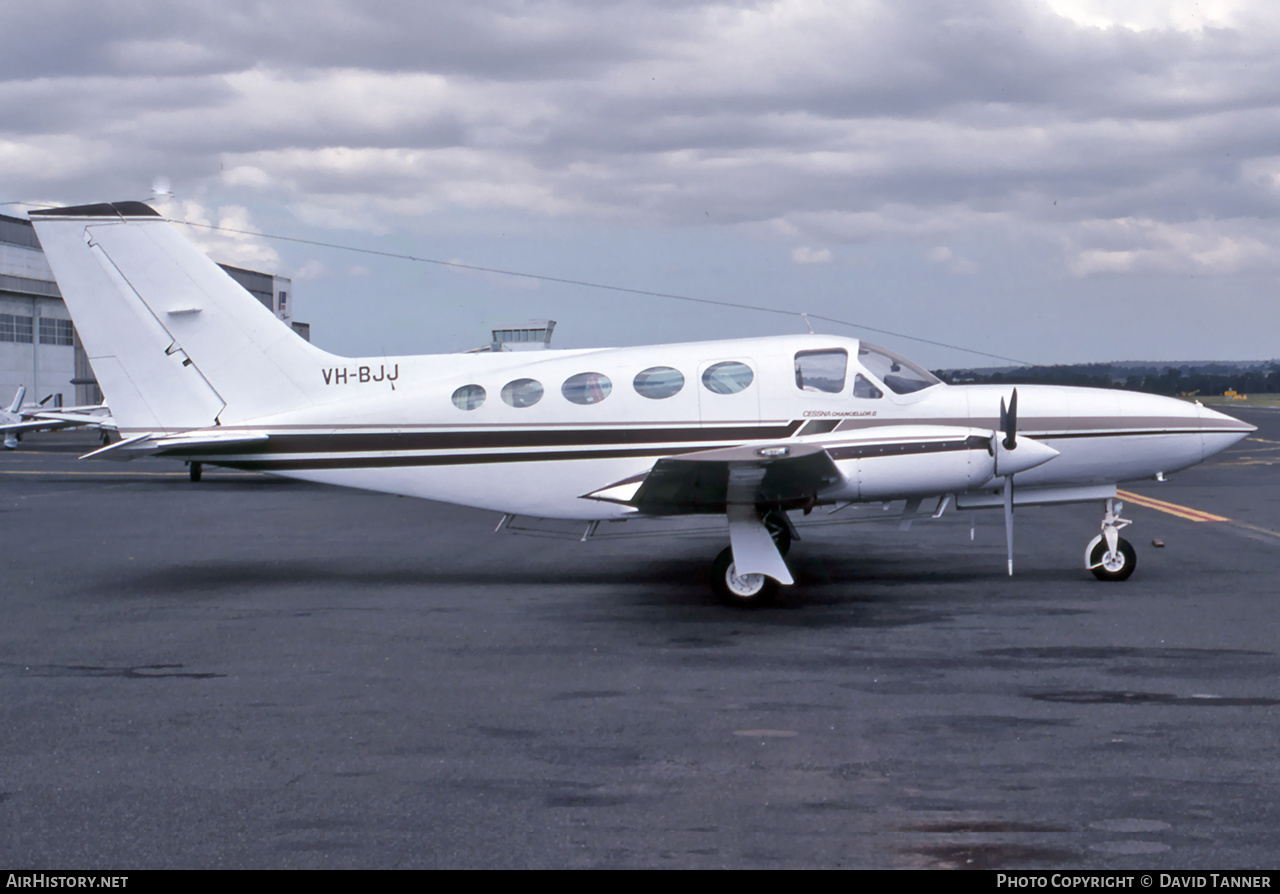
710 508 792 607
1085 497 1136 581
711 547 778 606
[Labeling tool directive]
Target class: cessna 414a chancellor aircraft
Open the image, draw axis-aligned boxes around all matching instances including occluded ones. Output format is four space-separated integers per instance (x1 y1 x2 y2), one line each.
28 201 1254 604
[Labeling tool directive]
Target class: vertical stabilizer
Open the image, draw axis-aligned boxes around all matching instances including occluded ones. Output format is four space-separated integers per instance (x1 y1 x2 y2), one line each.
29 202 336 432
6 386 25 415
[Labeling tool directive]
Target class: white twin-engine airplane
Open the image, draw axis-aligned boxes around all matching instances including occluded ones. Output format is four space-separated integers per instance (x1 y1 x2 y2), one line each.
29 201 1254 604
1 385 115 450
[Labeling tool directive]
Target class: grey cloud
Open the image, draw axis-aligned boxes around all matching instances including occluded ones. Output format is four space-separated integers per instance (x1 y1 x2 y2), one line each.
0 0 692 80
6 0 1280 277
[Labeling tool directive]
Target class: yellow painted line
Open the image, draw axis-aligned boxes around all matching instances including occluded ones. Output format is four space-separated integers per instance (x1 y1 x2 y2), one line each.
1117 489 1229 523
1227 520 1280 542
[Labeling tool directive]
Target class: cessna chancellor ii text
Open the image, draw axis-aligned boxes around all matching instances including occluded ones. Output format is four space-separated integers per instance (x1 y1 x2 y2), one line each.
28 202 1253 605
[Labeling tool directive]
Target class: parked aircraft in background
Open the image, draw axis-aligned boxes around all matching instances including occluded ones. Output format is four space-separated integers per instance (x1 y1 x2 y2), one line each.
28 202 1253 604
1 385 114 450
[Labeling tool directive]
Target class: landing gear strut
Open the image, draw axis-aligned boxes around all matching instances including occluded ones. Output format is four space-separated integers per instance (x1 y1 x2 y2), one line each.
762 508 793 556
710 508 794 607
1085 497 1136 581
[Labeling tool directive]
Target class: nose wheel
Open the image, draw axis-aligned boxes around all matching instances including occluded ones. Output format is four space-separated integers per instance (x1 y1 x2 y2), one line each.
1087 535 1136 580
1086 497 1136 581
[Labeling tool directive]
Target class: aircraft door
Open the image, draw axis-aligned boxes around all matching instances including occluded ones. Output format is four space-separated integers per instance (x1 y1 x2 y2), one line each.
696 357 761 426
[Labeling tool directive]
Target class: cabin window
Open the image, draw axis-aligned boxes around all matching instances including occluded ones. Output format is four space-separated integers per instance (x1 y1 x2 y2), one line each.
562 372 612 405
633 366 685 400
701 361 754 395
858 343 940 395
795 349 847 393
501 378 544 408
853 374 883 399
451 384 486 410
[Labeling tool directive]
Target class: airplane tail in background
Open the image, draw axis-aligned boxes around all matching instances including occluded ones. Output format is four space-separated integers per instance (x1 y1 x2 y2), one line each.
6 386 25 415
29 202 337 433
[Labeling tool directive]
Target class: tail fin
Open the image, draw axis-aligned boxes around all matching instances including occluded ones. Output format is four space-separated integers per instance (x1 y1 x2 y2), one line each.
29 202 336 432
6 386 25 415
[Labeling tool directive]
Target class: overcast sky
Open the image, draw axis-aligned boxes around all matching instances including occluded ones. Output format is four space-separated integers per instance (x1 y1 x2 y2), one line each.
4 0 1278 367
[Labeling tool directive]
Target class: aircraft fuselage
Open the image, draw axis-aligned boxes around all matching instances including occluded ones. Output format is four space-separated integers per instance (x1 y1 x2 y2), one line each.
134 333 1250 519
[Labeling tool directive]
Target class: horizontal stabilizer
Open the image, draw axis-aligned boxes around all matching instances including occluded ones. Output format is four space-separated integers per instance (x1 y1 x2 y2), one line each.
81 429 269 462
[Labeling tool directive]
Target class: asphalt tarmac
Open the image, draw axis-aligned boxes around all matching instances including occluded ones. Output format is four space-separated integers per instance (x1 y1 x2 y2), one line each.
1 407 1278 869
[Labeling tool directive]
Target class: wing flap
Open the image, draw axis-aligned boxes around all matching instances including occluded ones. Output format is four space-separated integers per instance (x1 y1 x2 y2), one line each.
584 443 843 514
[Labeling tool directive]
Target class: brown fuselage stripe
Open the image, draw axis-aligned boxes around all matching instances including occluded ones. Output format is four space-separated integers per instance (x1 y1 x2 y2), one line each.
208 446 710 471
178 434 992 471
157 421 805 457
147 420 1238 471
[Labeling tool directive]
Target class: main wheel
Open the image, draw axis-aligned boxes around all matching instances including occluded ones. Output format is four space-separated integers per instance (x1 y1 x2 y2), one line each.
711 546 778 607
762 510 792 556
1088 536 1136 582
189 462 203 482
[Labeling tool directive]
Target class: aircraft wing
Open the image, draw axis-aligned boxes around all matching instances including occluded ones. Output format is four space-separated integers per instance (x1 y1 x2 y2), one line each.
0 417 86 436
28 408 115 430
584 441 843 514
1 406 115 436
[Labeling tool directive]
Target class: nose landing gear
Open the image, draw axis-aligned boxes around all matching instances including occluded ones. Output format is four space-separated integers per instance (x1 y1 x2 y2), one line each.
1086 497 1136 581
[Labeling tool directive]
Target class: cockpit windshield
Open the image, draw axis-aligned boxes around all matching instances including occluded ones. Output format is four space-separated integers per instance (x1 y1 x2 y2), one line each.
857 343 941 395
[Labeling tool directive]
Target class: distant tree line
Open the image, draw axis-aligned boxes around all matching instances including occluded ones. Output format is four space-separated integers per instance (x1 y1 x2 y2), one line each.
933 362 1280 396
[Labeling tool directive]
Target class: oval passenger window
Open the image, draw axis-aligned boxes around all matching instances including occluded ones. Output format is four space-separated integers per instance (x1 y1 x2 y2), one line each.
451 384 486 410
701 361 754 395
562 372 612 405
500 378 544 408
633 366 685 400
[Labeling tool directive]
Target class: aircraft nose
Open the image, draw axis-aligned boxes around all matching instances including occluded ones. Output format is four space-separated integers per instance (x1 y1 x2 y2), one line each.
1197 402 1256 460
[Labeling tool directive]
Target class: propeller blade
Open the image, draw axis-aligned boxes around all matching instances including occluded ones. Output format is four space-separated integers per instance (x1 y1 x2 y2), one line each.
1002 388 1018 451
1003 475 1014 576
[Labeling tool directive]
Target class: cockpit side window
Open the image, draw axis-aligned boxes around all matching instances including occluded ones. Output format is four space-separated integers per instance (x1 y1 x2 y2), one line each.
857 343 941 395
794 349 847 393
852 374 883 399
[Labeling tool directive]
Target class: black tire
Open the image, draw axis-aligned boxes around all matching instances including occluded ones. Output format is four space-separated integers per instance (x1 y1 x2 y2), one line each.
711 546 778 607
1089 536 1136 581
762 510 792 556
189 462 203 482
